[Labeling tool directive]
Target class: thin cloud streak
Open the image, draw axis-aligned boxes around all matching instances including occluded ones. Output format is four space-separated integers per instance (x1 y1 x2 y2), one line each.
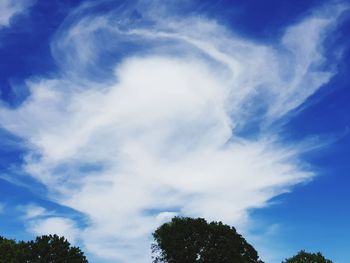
0 0 35 27
0 1 346 262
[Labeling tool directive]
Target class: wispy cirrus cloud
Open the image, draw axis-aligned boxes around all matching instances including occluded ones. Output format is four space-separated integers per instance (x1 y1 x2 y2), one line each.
0 1 347 262
0 0 35 27
20 204 48 219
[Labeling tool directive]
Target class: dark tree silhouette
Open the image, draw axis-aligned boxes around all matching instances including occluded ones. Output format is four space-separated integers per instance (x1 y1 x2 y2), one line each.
282 250 333 263
152 217 264 263
0 234 88 263
0 236 30 263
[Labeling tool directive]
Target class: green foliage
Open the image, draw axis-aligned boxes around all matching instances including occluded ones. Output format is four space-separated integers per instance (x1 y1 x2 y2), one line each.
152 217 264 263
0 234 88 263
282 250 333 263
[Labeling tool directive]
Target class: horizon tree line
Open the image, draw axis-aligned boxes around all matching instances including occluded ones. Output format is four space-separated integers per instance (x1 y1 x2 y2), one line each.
0 217 333 263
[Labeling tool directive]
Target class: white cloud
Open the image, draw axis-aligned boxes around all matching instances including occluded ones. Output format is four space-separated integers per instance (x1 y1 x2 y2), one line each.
0 1 346 262
0 0 35 27
28 217 79 244
20 204 48 219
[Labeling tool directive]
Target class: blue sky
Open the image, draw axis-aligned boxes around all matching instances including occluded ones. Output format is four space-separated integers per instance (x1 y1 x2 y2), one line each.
0 0 349 262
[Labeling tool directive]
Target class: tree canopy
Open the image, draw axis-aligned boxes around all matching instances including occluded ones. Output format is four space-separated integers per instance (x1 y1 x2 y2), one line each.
0 234 88 263
1 220 335 263
152 217 264 263
282 250 333 263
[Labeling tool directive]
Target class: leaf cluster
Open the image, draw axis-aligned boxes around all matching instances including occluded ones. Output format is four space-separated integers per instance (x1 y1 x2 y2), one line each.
282 250 333 263
0 234 88 263
152 217 264 263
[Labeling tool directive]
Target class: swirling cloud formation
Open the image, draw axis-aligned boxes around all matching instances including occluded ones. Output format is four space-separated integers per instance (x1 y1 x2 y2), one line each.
0 1 346 262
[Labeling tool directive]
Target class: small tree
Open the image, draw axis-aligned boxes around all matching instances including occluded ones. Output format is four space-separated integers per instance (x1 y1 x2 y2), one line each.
282 250 333 263
0 236 30 263
28 234 88 263
0 234 88 263
152 217 264 263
